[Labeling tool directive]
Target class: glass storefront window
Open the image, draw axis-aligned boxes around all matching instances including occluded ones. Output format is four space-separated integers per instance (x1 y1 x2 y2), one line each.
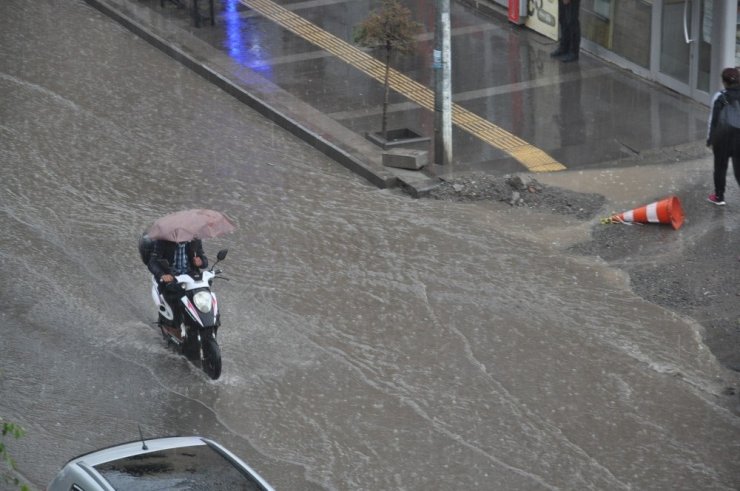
581 0 652 68
660 0 690 83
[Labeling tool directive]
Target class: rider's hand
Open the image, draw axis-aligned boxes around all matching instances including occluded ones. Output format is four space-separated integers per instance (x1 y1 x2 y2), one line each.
193 256 203 268
161 274 175 283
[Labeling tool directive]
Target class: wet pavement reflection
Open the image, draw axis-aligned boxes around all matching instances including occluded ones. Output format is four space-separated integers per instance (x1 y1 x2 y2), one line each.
176 0 711 174
1 1 738 490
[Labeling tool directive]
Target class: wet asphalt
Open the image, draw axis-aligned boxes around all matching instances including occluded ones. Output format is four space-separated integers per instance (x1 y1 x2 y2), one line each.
84 0 712 195
3 1 739 488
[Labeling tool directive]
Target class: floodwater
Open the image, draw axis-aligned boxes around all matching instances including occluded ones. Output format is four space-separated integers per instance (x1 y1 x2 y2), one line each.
1 1 739 490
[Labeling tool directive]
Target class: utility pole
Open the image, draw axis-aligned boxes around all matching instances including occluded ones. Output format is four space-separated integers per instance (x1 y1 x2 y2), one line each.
433 0 452 166
710 0 735 94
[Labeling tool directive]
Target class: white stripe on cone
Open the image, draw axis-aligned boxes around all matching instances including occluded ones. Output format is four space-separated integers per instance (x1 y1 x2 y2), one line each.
646 202 659 223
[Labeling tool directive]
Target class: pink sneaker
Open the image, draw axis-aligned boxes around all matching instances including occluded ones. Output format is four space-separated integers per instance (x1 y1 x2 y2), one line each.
707 193 726 206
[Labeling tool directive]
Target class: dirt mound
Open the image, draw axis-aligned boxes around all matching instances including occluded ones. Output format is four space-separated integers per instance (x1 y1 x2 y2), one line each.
427 174 606 220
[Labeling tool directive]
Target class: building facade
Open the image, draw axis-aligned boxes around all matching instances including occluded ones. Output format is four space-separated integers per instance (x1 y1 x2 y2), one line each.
487 0 739 105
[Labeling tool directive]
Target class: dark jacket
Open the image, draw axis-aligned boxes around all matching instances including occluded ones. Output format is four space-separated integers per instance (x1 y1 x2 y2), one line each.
147 239 208 282
708 86 740 146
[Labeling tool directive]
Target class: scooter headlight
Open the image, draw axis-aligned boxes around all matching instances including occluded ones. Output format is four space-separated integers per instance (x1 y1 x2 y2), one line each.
193 291 213 313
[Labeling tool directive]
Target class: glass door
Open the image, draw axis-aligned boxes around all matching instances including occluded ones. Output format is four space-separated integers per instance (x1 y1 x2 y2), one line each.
654 0 712 103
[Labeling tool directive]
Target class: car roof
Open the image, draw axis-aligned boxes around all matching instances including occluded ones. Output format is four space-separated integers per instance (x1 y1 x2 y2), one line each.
64 435 209 465
51 435 275 491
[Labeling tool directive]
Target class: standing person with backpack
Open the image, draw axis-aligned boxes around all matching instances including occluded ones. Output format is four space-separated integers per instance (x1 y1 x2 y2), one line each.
706 67 740 206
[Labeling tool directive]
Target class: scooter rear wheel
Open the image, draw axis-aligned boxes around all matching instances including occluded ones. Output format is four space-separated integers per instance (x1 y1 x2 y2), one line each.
202 336 222 380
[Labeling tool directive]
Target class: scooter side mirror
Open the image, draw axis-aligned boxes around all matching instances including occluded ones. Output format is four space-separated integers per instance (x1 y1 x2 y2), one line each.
217 249 228 261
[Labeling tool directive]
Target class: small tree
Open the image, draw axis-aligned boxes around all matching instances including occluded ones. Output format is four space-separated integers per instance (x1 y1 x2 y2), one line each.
1 421 29 491
354 0 422 141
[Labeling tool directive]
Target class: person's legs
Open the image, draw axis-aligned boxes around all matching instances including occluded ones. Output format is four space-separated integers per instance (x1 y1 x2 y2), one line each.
731 130 740 191
569 0 581 55
157 282 183 330
559 0 580 62
551 0 567 57
711 141 730 204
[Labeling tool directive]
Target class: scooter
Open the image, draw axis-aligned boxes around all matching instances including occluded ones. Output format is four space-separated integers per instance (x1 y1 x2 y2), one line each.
140 236 229 379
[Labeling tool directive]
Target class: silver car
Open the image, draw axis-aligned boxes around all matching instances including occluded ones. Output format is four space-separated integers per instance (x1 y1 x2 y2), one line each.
47 435 275 491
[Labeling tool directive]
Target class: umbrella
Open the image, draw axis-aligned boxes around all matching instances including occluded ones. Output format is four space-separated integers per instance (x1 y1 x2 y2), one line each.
146 209 236 242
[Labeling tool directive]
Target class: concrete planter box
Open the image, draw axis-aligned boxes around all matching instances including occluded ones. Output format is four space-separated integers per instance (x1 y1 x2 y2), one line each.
382 148 428 170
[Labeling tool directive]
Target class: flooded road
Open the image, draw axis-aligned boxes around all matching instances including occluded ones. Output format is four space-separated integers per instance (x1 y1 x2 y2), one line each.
1 1 739 490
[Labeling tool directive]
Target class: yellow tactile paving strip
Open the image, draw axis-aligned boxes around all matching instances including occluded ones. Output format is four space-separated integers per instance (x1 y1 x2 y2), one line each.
241 0 566 172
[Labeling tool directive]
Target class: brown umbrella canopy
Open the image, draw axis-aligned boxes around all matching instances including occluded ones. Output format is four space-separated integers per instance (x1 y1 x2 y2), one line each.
146 209 236 242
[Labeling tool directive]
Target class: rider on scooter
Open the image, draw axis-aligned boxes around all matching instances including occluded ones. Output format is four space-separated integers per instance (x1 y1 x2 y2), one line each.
147 238 209 331
147 238 209 285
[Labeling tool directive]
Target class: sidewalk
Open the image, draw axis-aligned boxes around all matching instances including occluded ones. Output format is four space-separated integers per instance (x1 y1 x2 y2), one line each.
84 0 712 196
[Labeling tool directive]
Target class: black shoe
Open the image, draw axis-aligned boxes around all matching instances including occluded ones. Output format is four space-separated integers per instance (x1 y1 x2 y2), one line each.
550 47 566 58
559 53 579 63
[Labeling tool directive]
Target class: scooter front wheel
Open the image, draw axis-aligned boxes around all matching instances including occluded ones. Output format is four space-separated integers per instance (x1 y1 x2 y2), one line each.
202 336 222 380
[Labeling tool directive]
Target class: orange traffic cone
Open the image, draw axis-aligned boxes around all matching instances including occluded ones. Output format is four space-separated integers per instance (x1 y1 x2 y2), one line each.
602 195 684 230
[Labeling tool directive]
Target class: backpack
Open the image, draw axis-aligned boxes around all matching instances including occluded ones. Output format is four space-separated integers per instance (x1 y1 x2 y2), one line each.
138 233 155 266
717 92 740 131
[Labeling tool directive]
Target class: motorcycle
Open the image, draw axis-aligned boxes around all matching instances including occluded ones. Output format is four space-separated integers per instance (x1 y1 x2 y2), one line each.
140 235 229 379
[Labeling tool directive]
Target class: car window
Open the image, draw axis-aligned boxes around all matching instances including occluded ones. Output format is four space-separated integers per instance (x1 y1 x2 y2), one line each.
93 444 266 490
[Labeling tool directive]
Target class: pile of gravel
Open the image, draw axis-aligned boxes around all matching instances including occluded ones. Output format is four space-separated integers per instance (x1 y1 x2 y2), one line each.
426 174 606 220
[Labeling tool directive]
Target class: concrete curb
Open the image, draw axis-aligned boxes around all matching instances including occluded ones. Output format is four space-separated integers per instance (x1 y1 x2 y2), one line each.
83 0 421 191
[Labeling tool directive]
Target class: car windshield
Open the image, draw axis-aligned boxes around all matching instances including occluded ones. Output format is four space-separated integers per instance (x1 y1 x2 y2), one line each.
93 443 265 490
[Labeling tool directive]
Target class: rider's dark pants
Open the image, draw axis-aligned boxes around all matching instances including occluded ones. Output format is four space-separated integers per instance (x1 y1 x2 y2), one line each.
158 283 183 328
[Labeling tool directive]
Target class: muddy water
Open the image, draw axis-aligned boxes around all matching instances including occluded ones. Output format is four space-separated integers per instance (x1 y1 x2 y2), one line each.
1 1 739 490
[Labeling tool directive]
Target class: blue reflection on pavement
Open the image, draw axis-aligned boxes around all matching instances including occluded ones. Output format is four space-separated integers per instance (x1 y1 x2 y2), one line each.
223 0 272 75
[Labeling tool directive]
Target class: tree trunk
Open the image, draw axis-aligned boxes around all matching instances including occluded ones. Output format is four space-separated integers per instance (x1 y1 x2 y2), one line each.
382 44 391 141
